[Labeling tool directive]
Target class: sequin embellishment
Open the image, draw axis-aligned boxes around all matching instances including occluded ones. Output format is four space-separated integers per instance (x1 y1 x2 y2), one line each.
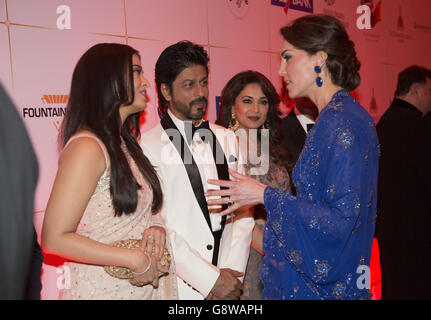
337 129 354 149
313 260 332 281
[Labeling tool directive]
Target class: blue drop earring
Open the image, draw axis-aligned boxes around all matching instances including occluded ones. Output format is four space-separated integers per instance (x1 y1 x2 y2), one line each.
314 65 323 87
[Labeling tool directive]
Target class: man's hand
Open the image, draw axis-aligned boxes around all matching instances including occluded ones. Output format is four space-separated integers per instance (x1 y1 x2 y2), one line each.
206 268 243 300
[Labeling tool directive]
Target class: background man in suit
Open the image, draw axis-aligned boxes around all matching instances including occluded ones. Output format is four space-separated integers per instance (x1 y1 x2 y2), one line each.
140 41 254 300
0 83 40 299
375 65 431 299
280 97 318 194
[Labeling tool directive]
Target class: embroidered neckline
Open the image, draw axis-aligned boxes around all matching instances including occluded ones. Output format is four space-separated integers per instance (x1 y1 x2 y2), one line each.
319 89 349 116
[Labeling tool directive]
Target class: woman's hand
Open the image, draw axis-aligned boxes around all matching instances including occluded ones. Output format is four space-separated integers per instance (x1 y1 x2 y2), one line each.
206 169 267 216
141 226 169 276
129 250 160 288
141 226 166 260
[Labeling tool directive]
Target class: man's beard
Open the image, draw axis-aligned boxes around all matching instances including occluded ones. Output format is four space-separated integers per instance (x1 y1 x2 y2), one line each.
172 96 208 120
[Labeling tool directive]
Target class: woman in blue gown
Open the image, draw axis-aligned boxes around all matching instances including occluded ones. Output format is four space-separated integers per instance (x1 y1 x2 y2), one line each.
206 14 379 300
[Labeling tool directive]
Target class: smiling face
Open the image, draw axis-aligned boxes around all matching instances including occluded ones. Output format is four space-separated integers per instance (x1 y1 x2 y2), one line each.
278 40 319 99
162 64 209 122
233 82 269 130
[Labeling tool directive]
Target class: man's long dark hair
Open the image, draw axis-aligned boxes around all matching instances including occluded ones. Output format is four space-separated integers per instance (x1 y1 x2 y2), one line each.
155 41 209 118
60 43 162 216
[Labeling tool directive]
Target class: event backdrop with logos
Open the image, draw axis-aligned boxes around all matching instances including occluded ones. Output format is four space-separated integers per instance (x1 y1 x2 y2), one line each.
1 0 430 300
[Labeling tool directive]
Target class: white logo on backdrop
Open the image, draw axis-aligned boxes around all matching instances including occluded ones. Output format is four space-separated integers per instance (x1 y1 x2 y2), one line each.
356 5 372 30
56 5 71 30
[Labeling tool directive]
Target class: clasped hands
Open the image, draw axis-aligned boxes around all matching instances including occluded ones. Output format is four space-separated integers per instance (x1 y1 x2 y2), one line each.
129 226 169 288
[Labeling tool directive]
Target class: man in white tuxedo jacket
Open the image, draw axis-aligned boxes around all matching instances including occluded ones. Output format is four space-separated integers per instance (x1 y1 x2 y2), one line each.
140 41 254 300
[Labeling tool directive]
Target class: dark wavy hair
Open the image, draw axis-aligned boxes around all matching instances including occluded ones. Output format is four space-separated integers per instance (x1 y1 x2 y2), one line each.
216 70 291 170
155 41 209 118
60 43 163 216
280 14 361 91
395 65 431 97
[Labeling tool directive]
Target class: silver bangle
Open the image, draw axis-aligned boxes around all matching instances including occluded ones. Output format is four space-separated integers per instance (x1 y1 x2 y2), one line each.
131 251 151 276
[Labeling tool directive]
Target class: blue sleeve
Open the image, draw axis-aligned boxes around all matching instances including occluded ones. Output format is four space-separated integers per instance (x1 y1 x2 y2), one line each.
263 115 369 285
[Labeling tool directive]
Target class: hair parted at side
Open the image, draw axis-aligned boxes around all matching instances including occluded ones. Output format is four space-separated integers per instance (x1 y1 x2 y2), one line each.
60 43 163 217
155 41 209 117
216 70 291 170
280 14 361 91
217 70 280 130
395 65 431 97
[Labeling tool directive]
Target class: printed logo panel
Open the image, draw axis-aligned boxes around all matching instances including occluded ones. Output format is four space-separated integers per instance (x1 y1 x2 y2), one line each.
22 94 68 131
271 0 314 13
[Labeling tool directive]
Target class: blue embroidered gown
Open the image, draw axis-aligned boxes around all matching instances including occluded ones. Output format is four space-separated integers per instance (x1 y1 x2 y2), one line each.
260 90 379 300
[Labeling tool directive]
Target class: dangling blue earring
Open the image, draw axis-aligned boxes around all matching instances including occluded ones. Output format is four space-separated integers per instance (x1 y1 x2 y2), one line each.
314 66 323 87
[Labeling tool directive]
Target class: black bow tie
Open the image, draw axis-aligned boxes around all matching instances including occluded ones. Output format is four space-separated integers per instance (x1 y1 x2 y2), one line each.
306 123 314 132
185 121 210 144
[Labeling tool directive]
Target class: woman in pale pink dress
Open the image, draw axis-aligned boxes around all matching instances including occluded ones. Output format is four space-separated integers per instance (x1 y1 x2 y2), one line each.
42 43 177 300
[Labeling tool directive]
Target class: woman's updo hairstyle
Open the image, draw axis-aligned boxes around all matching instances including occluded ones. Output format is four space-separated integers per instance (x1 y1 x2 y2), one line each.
280 14 361 91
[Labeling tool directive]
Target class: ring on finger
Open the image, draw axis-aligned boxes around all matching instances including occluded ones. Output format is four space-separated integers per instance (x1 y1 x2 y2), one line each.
147 235 155 242
226 196 233 206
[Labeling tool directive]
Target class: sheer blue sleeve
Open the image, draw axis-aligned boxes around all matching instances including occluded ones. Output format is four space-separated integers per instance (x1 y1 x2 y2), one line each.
260 99 378 299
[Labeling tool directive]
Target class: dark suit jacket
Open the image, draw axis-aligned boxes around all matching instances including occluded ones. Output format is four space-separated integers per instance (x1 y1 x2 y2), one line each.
0 83 39 299
280 111 307 166
375 98 431 244
280 111 308 194
24 229 43 300
375 98 431 299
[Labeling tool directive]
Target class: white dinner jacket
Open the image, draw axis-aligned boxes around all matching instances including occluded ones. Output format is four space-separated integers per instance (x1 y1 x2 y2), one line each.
140 115 254 300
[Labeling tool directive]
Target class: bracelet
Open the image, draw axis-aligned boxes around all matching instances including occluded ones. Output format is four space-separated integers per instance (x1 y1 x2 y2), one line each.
131 251 151 276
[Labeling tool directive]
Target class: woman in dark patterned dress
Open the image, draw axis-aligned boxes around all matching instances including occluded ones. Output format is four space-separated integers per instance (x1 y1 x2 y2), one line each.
216 70 291 299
